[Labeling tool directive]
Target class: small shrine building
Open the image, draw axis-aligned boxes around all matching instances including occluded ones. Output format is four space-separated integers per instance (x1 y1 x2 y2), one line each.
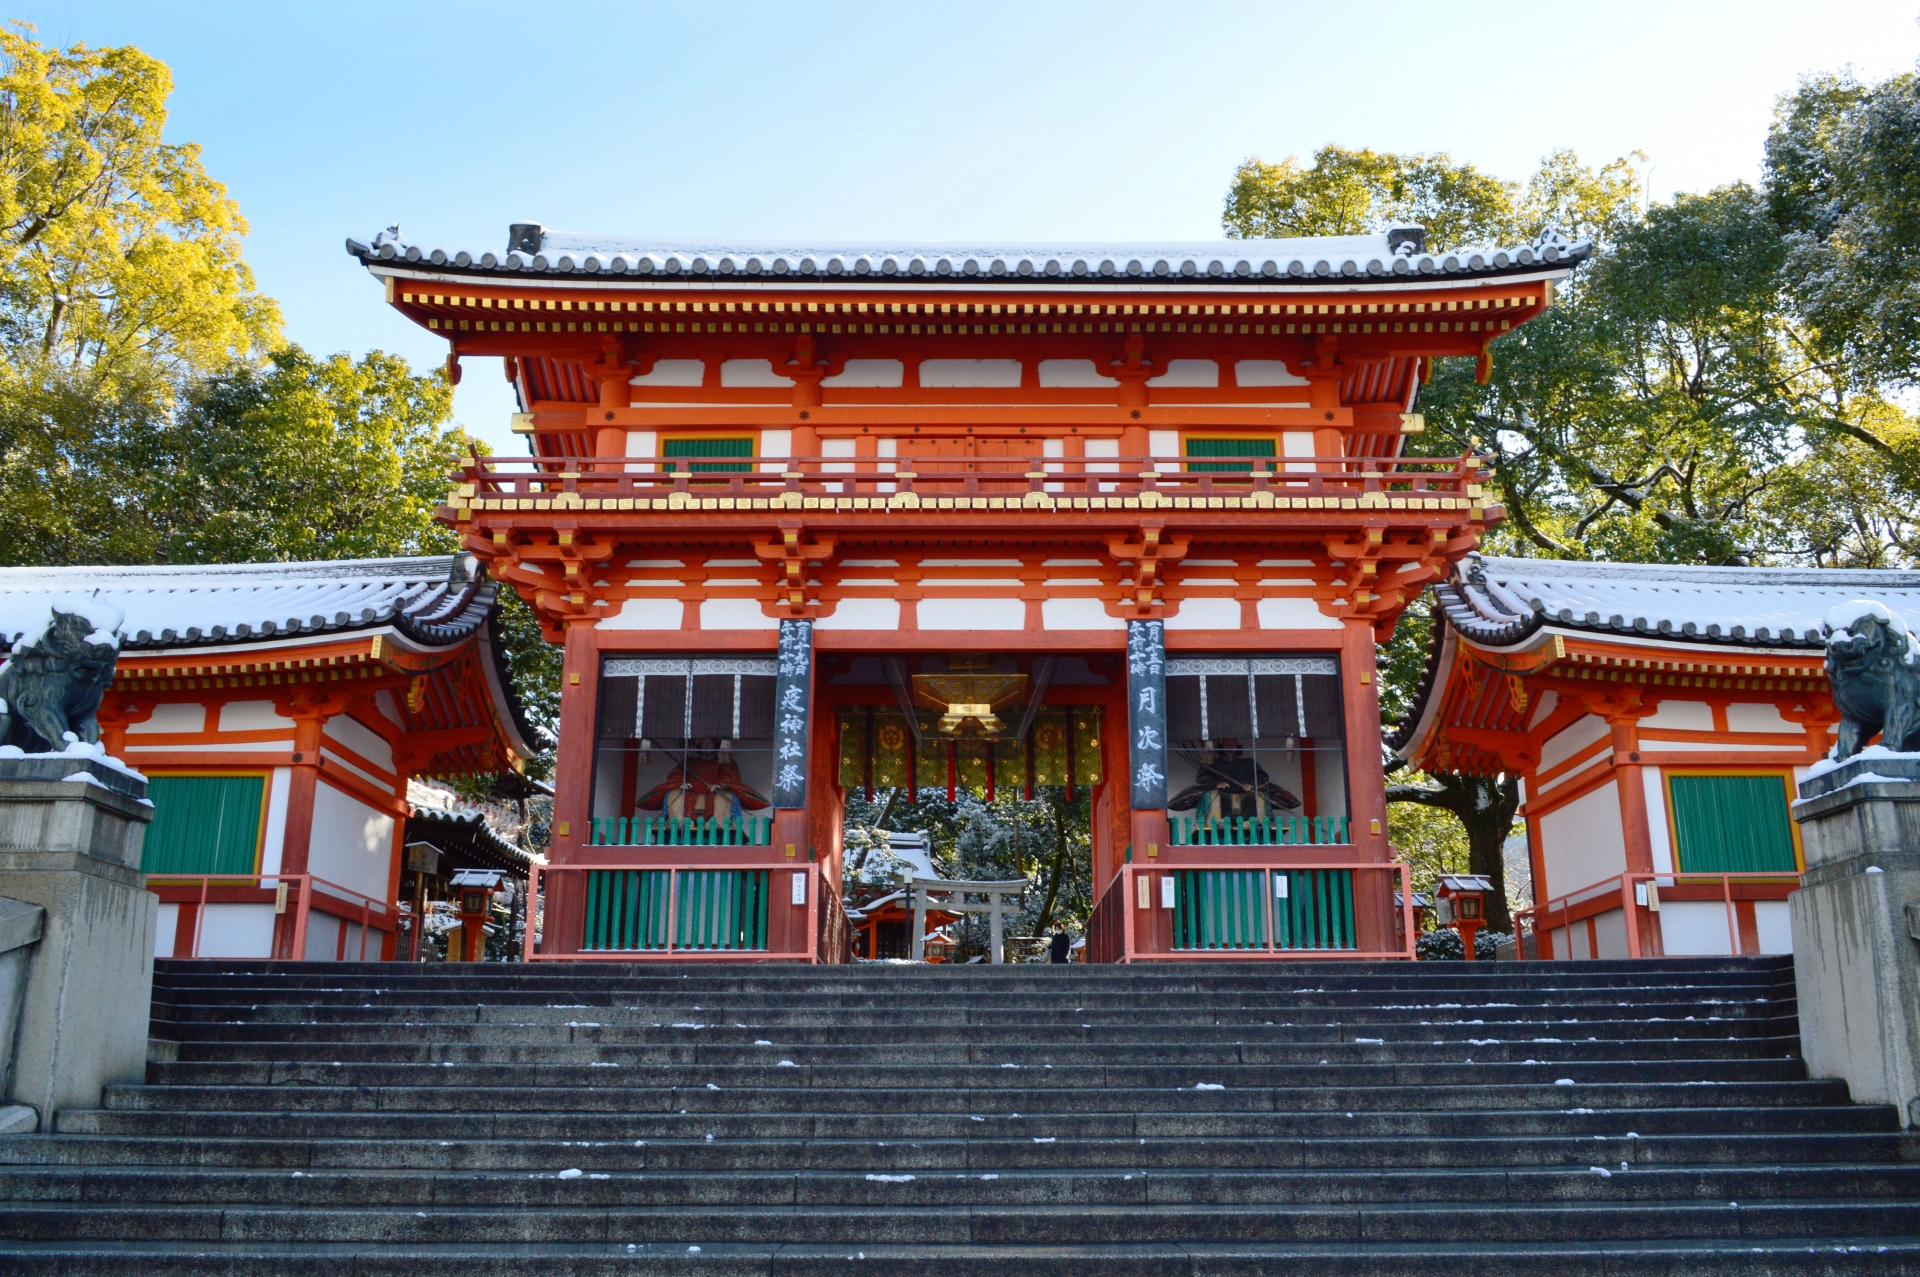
0 556 537 961
350 223 1589 960
1392 554 1915 960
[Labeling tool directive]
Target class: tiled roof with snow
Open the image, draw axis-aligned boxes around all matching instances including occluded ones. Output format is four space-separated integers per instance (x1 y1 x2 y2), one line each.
1437 553 1920 650
0 555 496 652
347 223 1591 287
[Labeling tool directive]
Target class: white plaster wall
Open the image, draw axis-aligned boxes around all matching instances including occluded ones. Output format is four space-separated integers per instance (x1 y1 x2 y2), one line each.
1540 715 1610 772
307 783 395 904
153 902 179 958
1537 779 1627 899
920 359 1020 388
1235 360 1309 387
1755 900 1793 954
1147 359 1218 387
1727 702 1793 733
130 704 204 734
918 598 1025 630
219 701 294 733
1258 598 1341 630
630 360 703 386
720 359 787 387
626 430 657 459
1165 598 1242 630
1644 767 1674 874
1659 900 1735 956
1042 599 1125 630
302 912 340 962
759 430 792 463
815 599 901 630
260 768 291 876
197 904 276 959
598 599 684 630
700 599 779 630
1038 359 1106 387
324 715 393 772
1642 700 1712 730
1527 692 1559 729
1282 432 1315 473
822 359 903 387
1592 907 1629 959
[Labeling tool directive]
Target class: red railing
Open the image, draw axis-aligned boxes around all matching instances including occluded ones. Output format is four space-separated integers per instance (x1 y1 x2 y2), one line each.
524 860 831 963
451 451 1489 508
816 871 854 966
1514 871 1801 960
146 873 392 961
1086 861 1416 963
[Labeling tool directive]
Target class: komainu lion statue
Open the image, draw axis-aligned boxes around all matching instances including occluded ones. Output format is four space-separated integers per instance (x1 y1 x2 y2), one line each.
1825 601 1920 760
0 607 122 754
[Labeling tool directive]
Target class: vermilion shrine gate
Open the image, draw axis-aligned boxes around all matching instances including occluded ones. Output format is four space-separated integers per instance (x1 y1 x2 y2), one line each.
350 223 1587 961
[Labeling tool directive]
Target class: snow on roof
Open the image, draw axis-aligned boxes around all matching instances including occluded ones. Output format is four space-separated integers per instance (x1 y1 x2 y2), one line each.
0 555 495 653
348 223 1591 287
1434 553 1920 650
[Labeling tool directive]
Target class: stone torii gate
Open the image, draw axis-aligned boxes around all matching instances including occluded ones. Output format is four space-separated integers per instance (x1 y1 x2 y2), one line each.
908 878 1028 965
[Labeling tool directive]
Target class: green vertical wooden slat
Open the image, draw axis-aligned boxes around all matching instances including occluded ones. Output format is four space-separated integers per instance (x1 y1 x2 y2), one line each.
1669 774 1796 873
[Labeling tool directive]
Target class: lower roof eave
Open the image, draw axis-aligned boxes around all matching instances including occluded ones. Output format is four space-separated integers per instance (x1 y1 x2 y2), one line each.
1457 625 1829 664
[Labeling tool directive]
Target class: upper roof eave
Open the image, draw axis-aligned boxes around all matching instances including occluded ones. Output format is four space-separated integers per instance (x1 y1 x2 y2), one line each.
348 227 1592 292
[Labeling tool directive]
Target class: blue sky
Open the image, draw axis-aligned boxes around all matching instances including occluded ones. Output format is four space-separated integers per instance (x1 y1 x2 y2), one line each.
21 1 1920 453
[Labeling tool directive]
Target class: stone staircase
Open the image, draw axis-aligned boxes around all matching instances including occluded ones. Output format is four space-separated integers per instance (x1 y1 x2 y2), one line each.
1 955 1917 1273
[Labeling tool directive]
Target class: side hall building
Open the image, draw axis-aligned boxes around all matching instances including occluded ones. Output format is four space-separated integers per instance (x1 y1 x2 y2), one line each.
0 556 537 961
349 222 1590 960
1392 554 1915 960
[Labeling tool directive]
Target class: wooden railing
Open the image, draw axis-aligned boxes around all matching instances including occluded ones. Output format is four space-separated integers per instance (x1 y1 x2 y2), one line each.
1086 861 1415 963
146 873 391 962
451 451 1490 508
1514 871 1801 960
526 861 826 962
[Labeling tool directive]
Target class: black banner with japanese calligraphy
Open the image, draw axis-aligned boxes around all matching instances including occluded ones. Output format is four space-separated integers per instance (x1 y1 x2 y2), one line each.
772 619 812 808
1128 619 1168 810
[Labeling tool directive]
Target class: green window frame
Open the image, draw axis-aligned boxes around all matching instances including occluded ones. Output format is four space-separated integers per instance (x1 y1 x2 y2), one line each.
1185 436 1277 474
1666 772 1799 874
663 436 754 474
141 774 266 876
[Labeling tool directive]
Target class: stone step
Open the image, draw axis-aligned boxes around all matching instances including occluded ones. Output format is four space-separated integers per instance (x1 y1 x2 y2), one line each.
4 1162 1915 1210
6 1130 1915 1173
52 1103 1901 1142
3 956 1903 1272
3 1197 1919 1248
153 1016 1798 1045
99 1077 1856 1114
158 1038 1801 1068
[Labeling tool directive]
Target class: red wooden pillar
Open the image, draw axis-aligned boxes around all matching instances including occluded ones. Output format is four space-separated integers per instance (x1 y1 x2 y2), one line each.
1340 618 1394 952
270 696 337 960
542 619 602 955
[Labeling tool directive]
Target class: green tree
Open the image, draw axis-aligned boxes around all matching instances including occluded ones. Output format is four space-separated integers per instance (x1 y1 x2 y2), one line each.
159 347 467 563
1223 144 1644 253
1767 64 1920 390
0 24 278 374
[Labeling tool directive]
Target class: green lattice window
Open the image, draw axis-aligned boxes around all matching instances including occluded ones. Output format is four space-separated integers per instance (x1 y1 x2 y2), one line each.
141 774 265 876
1185 436 1277 474
663 436 754 473
1668 773 1798 874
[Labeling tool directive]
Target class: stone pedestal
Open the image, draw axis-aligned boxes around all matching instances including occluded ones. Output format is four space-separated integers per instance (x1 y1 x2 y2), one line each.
1790 754 1920 1126
0 758 154 1127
